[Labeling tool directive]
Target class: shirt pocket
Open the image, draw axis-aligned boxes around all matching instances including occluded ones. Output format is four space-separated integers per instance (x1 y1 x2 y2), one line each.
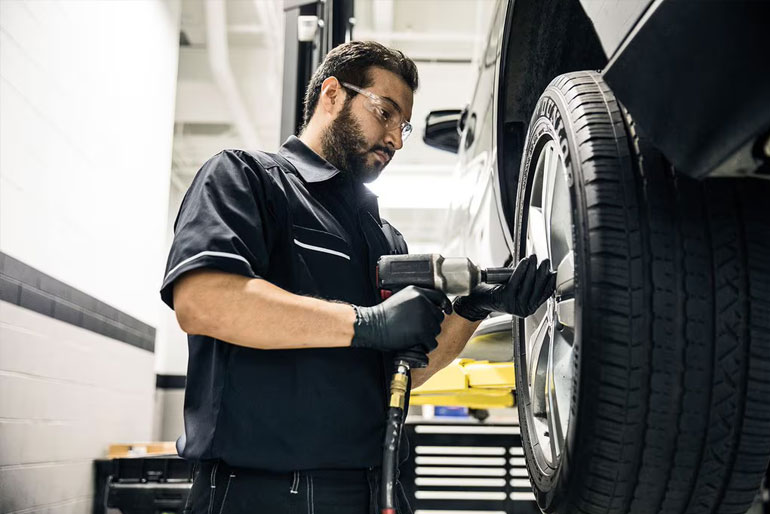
291 224 355 300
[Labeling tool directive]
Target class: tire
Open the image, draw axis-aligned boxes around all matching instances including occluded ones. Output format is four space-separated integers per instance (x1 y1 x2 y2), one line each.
511 70 770 514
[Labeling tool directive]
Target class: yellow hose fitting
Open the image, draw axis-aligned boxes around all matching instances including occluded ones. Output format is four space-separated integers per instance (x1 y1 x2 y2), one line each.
389 373 408 409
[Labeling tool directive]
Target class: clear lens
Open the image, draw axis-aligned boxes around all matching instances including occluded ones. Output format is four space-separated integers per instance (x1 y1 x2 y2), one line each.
401 123 412 141
344 81 411 143
378 103 399 130
366 98 411 142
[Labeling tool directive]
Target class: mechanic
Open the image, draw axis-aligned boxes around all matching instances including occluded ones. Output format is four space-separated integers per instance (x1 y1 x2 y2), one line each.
160 41 555 514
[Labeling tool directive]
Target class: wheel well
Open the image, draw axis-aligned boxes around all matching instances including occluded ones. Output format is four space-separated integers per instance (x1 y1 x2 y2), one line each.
497 0 607 232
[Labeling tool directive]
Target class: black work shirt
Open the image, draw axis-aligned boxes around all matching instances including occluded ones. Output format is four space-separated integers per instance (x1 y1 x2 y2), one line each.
160 136 408 471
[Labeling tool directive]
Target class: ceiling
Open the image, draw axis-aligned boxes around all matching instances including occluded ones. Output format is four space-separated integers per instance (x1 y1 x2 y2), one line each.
172 0 496 253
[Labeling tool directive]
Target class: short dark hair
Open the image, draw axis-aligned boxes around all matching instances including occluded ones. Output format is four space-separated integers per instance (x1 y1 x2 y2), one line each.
302 41 419 129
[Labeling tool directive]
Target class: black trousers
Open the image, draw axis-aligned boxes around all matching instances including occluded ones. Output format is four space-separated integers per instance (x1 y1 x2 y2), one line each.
183 460 413 514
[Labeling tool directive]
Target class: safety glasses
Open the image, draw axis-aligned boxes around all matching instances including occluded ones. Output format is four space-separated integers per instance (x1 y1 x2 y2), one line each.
341 82 413 142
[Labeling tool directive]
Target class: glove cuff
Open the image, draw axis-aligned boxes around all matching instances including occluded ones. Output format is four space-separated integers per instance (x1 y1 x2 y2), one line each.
350 304 383 349
350 304 367 348
351 304 363 326
452 296 491 322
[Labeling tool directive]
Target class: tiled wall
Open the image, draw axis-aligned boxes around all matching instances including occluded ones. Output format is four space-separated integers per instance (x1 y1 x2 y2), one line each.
0 300 155 513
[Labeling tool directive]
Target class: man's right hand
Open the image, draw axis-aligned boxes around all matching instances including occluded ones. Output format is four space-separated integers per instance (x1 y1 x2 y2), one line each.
350 286 452 354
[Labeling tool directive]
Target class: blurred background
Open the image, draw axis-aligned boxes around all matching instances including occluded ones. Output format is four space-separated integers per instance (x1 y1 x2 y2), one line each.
0 0 496 511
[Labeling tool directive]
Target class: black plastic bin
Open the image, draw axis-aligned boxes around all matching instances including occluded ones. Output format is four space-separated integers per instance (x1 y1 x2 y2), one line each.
93 455 193 514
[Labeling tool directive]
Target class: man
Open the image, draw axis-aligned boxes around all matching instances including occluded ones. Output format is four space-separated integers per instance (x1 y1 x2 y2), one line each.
161 41 555 514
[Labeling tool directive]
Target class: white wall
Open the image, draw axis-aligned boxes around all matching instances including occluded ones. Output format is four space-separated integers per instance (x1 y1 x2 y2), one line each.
152 181 188 442
0 1 181 512
155 182 190 376
0 0 181 327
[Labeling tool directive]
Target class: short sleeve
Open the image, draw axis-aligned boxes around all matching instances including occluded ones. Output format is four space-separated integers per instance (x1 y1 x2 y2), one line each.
160 150 279 309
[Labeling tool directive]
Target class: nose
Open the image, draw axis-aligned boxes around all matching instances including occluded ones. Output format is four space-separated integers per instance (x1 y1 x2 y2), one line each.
383 125 403 151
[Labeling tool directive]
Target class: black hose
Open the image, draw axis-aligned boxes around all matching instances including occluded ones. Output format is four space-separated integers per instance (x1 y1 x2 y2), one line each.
381 360 411 514
380 406 403 514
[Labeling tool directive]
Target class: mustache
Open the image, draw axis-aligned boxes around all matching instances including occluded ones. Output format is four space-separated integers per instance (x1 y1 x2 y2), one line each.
370 146 394 160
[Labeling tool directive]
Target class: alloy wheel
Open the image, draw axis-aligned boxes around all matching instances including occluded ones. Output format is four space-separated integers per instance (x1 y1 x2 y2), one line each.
521 137 575 475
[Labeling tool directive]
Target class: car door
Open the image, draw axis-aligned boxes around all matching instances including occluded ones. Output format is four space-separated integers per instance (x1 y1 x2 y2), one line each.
449 0 510 267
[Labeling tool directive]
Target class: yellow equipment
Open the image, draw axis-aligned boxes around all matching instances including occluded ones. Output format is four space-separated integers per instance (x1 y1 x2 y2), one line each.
411 358 516 409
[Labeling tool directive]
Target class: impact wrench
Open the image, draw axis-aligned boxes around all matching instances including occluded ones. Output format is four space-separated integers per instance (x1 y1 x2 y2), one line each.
375 254 514 514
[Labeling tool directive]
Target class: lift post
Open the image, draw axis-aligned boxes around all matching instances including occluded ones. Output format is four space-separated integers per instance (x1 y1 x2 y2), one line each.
280 0 355 140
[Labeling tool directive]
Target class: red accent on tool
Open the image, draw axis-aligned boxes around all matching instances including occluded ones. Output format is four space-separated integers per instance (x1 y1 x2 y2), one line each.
381 510 396 514
380 289 393 300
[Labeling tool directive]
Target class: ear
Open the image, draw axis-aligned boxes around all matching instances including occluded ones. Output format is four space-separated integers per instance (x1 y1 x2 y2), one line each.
319 76 345 116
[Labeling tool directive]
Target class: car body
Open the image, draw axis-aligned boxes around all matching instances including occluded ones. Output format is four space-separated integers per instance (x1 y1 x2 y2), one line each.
435 0 769 271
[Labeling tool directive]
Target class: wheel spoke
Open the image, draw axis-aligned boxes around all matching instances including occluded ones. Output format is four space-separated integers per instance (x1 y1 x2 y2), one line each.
548 157 572 264
556 252 575 296
552 330 573 436
528 206 550 262
556 298 575 329
546 333 565 462
524 303 547 410
526 301 548 335
528 313 549 393
541 143 557 254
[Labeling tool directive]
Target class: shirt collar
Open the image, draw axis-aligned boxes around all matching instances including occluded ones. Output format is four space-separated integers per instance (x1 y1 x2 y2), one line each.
278 135 341 184
277 135 381 219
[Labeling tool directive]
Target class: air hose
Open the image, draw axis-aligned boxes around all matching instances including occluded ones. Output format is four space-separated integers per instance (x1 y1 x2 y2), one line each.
381 356 420 514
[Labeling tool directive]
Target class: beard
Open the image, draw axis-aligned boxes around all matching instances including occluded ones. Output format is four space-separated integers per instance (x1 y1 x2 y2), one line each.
320 100 389 183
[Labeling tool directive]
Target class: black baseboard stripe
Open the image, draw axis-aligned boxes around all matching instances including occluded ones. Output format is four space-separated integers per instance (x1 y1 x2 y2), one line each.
0 252 155 352
156 374 186 389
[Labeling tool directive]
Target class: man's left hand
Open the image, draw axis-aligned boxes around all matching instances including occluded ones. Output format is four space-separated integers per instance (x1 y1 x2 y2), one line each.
453 255 556 322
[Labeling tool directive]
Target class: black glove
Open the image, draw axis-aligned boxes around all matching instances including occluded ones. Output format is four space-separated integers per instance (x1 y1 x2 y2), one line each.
351 286 452 354
453 255 556 321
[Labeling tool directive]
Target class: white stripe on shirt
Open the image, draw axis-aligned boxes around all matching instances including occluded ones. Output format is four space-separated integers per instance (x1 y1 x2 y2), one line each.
164 251 252 281
293 239 351 260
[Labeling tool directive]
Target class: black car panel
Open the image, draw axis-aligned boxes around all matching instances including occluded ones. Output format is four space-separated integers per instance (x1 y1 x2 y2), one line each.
603 0 770 178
